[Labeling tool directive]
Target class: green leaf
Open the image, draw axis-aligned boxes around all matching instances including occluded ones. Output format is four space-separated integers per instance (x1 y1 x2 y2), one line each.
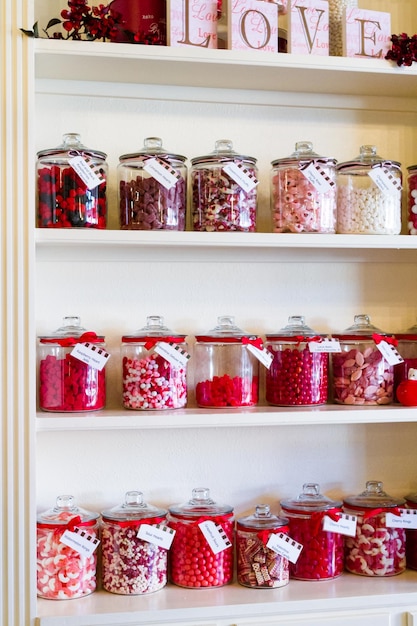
20 28 35 37
46 18 62 29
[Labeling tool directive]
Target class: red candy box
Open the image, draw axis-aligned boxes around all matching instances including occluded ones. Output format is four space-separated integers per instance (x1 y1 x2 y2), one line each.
280 483 344 580
38 316 107 412
168 487 234 588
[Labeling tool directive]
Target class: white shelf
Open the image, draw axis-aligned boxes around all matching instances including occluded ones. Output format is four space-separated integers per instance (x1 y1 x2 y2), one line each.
36 572 417 625
34 39 417 98
36 404 417 431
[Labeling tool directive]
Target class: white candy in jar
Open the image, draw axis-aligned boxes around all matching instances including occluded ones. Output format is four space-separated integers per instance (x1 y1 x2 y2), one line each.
327 0 358 56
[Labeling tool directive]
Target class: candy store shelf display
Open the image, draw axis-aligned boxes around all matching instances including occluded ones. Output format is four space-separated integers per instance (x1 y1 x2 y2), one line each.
3 1 417 624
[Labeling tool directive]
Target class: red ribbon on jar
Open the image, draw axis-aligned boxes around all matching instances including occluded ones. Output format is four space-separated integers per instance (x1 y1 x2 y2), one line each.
256 526 289 545
294 335 323 347
37 514 96 530
311 508 343 535
40 332 101 347
242 336 264 350
363 507 402 521
144 337 185 350
103 516 167 528
372 333 398 347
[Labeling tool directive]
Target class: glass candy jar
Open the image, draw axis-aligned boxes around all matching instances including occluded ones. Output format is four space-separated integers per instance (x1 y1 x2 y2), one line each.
331 314 395 406
38 316 107 412
236 504 290 588
121 315 188 410
191 139 258 232
343 481 406 576
394 321 417 399
168 487 234 588
407 164 417 234
118 137 187 230
37 495 99 599
37 133 107 229
271 141 337 233
280 483 344 580
404 492 417 570
101 490 168 595
109 0 166 45
265 315 328 406
194 316 259 407
336 145 402 234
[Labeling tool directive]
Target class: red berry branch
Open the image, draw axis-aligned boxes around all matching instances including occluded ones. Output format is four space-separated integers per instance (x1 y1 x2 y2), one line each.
385 33 417 67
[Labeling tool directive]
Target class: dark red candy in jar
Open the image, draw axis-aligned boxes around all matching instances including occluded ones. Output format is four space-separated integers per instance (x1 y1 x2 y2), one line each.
331 314 395 406
280 483 344 580
406 163 417 235
38 316 107 412
168 487 234 588
37 133 108 229
194 316 260 408
343 480 406 576
118 137 187 231
109 0 167 45
404 491 417 570
236 504 290 588
37 495 100 599
191 140 258 232
265 315 329 406
394 322 417 400
101 490 168 595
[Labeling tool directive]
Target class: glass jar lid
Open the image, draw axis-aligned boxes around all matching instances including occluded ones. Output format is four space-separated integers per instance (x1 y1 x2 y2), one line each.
337 145 401 173
271 141 336 167
395 319 417 341
101 490 167 522
265 315 322 341
121 315 185 342
168 487 233 518
195 315 252 342
237 504 288 530
37 494 99 526
37 132 107 161
280 483 342 513
38 316 104 343
332 314 387 341
191 139 257 166
343 481 405 509
119 136 186 163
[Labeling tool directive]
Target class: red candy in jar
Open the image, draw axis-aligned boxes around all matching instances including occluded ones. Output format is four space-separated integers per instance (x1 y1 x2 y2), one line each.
270 141 337 234
406 163 417 235
394 322 417 401
194 316 260 408
109 0 167 45
101 490 168 595
118 137 187 231
37 495 99 600
331 314 395 406
396 368 417 406
191 140 258 232
236 504 290 588
121 315 188 410
343 480 406 577
265 315 329 406
280 483 344 580
168 487 234 588
404 491 417 570
37 133 107 229
38 316 107 412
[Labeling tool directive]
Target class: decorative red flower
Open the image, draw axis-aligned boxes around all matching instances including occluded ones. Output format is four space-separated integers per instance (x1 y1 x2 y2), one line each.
385 33 417 67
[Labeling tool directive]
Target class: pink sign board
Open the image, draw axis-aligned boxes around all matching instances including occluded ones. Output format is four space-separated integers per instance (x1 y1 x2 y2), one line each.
228 0 278 52
288 0 329 56
343 9 391 58
168 0 218 48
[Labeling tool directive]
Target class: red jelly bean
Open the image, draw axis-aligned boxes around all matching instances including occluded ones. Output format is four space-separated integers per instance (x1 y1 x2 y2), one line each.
196 374 258 408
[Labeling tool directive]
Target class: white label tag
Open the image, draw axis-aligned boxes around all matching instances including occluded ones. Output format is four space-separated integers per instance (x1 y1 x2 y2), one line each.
68 155 104 190
386 509 417 529
137 523 176 549
266 532 303 564
70 341 110 371
143 157 180 190
60 527 100 558
222 162 259 193
245 344 273 369
309 338 341 353
198 520 232 555
368 168 402 195
154 342 190 368
300 162 334 193
375 340 404 366
322 513 357 537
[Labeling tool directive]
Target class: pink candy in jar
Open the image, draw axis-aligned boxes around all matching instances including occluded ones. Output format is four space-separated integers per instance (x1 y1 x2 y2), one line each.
331 314 395 406
168 488 234 588
194 316 260 407
265 315 328 406
270 141 337 233
236 504 290 588
280 483 344 580
121 315 188 410
101 490 169 595
343 481 406 577
191 140 258 232
36 495 99 599
407 164 417 234
118 137 187 231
